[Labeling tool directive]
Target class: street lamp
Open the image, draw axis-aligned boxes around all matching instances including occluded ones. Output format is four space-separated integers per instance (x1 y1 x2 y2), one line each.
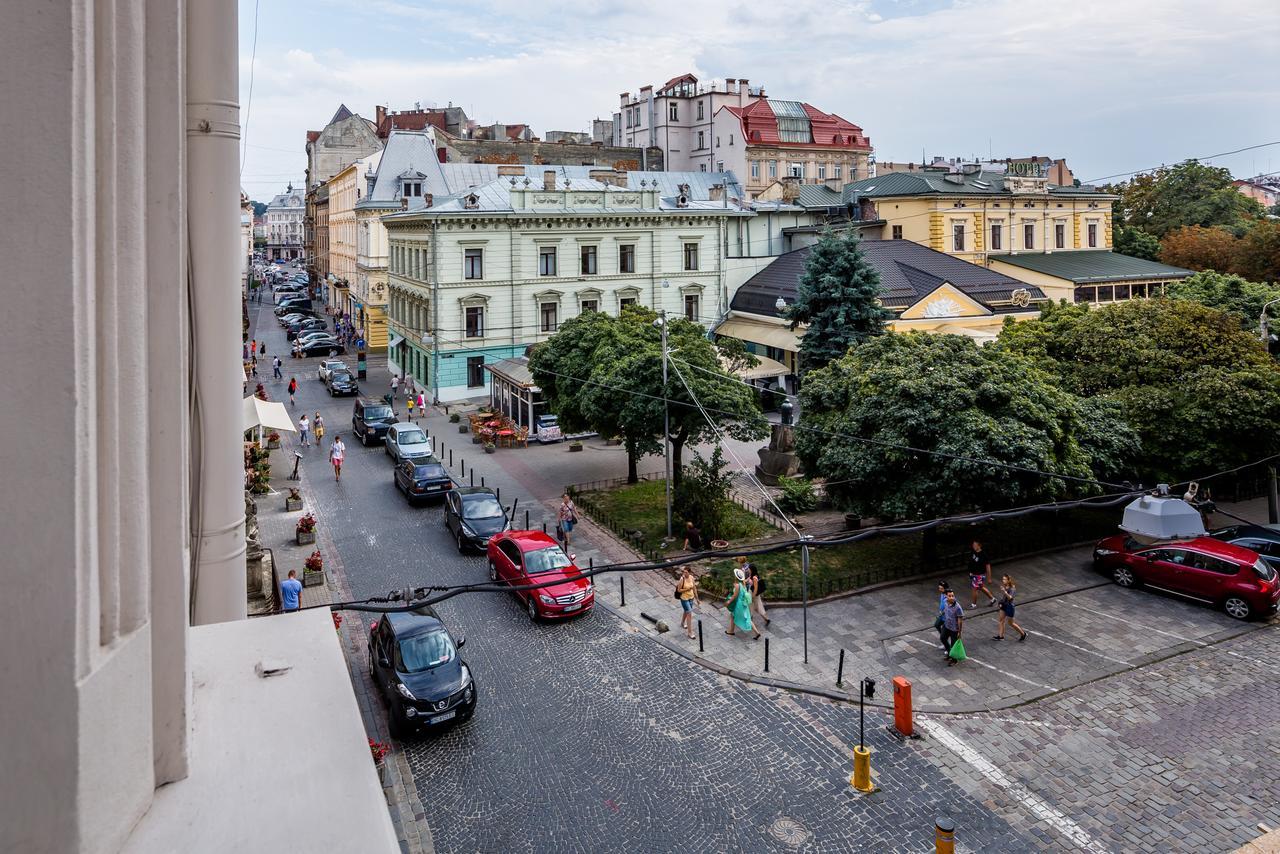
775 295 787 313
1261 297 1280 344
656 284 672 540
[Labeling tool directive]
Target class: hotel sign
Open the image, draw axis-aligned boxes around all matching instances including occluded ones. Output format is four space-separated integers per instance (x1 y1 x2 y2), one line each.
1007 161 1046 178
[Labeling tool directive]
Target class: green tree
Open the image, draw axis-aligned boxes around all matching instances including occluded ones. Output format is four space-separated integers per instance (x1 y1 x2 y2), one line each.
782 231 889 374
1113 224 1162 261
1111 161 1263 238
672 448 734 539
1236 219 1280 284
529 307 766 485
796 333 1134 520
1166 270 1280 330
998 299 1280 481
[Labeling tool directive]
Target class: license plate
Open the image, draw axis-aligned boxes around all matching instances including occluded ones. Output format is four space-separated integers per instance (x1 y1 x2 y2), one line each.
562 603 581 612
429 710 456 724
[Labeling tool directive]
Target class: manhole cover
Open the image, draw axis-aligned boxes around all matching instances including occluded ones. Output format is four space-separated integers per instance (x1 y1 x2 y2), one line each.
768 817 810 847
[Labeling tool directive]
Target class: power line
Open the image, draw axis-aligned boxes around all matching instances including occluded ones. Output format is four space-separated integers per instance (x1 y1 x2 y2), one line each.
239 0 261 179
1084 141 1280 184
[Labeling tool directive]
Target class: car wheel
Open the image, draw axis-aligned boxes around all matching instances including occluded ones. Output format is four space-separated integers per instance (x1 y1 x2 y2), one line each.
488 561 498 583
1112 566 1136 588
455 529 465 554
527 596 539 623
1223 596 1251 620
360 431 368 447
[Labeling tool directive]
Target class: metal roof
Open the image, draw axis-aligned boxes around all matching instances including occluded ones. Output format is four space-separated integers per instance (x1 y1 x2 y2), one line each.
730 239 1044 317
838 170 1114 200
989 251 1193 284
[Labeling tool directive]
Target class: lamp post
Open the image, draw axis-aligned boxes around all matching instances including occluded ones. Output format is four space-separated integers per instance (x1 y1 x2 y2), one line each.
774 293 810 660
658 278 673 539
1261 297 1280 344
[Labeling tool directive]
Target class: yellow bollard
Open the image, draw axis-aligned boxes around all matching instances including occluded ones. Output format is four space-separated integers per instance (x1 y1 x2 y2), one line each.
851 745 875 792
935 817 955 854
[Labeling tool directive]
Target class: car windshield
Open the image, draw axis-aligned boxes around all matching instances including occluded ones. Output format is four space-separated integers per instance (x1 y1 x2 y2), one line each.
412 461 442 476
394 630 456 673
1256 559 1277 582
464 496 505 519
524 546 573 575
332 372 353 382
399 430 428 445
365 406 393 420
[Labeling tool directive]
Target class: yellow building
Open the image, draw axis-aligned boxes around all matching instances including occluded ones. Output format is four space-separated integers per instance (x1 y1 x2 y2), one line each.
327 151 382 332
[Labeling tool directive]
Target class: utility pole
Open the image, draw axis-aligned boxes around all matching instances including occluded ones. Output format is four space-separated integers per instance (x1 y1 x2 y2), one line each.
801 537 811 663
1260 297 1280 344
661 308 672 539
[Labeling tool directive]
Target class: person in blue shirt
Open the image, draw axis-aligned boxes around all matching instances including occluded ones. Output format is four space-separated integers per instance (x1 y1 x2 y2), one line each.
281 569 303 612
934 581 951 650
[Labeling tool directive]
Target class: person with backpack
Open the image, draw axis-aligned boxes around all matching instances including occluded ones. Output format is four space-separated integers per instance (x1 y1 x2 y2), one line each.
993 574 1028 642
724 567 761 640
287 376 298 406
557 493 578 547
941 589 965 666
675 566 699 639
746 560 769 627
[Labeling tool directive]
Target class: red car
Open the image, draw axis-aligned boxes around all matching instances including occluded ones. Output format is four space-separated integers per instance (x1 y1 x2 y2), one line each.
1093 535 1279 620
486 530 594 621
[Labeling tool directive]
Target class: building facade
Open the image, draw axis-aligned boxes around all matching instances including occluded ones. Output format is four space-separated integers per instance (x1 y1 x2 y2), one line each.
381 167 749 401
304 104 383 190
614 74 762 172
314 182 330 293
327 151 382 322
265 185 305 260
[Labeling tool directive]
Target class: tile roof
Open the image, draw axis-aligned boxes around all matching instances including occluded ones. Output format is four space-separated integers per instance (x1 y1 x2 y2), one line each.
989 251 1193 283
730 239 1043 316
840 170 1112 200
726 98 870 150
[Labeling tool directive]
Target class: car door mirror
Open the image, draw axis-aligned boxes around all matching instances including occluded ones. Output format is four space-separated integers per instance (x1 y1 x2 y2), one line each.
455 636 465 649
378 656 391 668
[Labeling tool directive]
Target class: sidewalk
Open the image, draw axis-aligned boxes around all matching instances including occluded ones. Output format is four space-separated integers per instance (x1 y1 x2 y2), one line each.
430 425 1279 715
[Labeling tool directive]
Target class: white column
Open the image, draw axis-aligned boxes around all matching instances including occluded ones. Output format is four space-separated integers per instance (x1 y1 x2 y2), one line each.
188 0 247 623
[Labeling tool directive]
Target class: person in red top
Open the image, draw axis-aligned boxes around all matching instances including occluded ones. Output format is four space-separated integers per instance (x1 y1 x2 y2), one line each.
288 376 298 406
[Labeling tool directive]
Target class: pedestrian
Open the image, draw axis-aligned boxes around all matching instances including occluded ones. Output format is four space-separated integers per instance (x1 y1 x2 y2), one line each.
993 574 1027 641
406 394 416 422
259 341 266 358
745 559 770 627
968 539 996 608
675 566 699 638
682 520 703 552
280 569 302 613
243 342 249 361
940 589 965 665
724 567 761 640
273 356 282 379
329 435 345 481
250 359 258 379
313 412 325 445
250 338 256 357
288 376 298 406
934 581 952 650
391 374 400 396
557 493 578 547
417 391 425 415
298 414 310 446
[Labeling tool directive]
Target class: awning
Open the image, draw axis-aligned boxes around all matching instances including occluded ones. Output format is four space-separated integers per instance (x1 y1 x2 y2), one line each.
713 315 801 353
722 353 789 380
243 395 297 433
387 332 404 350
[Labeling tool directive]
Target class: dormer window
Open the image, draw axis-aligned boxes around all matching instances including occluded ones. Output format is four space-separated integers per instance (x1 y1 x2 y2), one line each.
401 181 421 198
464 193 480 210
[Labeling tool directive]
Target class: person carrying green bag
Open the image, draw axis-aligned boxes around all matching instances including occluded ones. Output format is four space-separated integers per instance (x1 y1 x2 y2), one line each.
940 589 965 666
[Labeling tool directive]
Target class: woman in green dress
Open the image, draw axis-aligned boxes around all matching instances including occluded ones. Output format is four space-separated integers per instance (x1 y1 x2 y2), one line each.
725 567 761 639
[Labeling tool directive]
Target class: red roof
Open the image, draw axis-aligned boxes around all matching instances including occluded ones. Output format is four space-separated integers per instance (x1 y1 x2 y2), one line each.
725 100 871 150
306 130 320 143
661 72 698 90
376 110 448 139
504 124 528 140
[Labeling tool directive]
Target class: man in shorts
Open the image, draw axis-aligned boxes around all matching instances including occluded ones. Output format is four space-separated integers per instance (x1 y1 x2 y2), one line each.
329 435 346 481
967 540 996 607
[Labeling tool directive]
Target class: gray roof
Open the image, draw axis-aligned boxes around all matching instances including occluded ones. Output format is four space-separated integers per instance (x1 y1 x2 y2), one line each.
789 170 1115 207
730 238 1044 316
989 250 1193 283
266 188 305 210
484 357 535 387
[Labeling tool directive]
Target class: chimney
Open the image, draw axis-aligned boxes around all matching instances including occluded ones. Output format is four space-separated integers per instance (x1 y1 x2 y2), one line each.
375 104 387 129
779 176 800 202
497 165 524 177
543 170 557 191
708 183 724 202
424 193 432 208
401 197 409 210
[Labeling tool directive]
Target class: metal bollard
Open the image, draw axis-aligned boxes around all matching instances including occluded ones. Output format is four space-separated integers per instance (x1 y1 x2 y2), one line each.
620 576 626 606
698 619 704 652
837 648 846 686
541 521 547 534
470 470 474 487
764 637 770 672
935 818 955 854
852 746 874 793
481 476 485 488
496 486 501 501
449 449 453 467
525 509 530 529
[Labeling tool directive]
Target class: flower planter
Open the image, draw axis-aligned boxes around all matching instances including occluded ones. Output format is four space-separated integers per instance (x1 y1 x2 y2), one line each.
303 569 324 587
844 513 862 531
605 437 622 446
285 497 303 512
483 445 496 454
267 439 281 450
710 539 729 550
296 530 316 545
568 443 584 452
472 435 482 444
458 425 469 434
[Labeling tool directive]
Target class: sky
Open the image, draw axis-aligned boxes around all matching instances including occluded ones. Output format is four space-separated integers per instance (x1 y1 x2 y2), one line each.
238 0 1280 202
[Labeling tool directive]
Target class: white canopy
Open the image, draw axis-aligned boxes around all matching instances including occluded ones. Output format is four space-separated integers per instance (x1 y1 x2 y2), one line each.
721 353 789 381
1119 494 1206 542
242 395 297 433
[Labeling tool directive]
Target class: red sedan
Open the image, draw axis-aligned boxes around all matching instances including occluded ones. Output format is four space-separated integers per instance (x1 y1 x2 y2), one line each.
486 530 594 621
1093 534 1279 620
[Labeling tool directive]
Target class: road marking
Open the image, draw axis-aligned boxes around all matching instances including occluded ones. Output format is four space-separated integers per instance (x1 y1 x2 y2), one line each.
1024 630 1132 666
916 715 1109 854
1060 599 1270 667
902 635 1055 691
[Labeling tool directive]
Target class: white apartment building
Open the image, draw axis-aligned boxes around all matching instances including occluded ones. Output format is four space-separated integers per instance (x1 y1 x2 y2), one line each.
266 185 306 260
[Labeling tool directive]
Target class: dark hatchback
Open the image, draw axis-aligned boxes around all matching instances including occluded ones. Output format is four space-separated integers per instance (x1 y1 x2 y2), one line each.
444 487 511 552
394 456 453 503
295 339 344 357
369 610 475 738
352 398 395 445
1212 525 1280 570
326 371 359 396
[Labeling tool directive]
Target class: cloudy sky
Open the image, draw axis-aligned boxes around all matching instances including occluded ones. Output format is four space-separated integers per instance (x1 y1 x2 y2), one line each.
238 0 1280 202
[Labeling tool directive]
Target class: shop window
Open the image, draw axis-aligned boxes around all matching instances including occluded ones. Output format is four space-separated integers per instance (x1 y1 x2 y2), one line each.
466 356 485 388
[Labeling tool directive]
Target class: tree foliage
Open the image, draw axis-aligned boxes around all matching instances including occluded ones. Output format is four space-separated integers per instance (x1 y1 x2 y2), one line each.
528 306 766 485
1111 161 1263 239
1158 225 1241 274
672 448 734 540
796 333 1136 520
1166 270 1280 330
1112 224 1162 261
997 299 1280 481
782 231 889 375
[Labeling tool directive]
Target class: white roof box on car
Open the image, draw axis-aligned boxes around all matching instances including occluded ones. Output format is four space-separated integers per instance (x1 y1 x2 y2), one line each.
1119 488 1207 543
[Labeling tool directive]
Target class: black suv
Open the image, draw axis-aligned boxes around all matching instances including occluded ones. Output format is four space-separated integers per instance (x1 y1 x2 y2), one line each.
352 398 396 445
369 609 476 738
444 487 511 552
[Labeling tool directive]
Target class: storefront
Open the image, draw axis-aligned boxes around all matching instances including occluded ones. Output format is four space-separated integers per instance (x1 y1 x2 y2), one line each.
484 357 548 429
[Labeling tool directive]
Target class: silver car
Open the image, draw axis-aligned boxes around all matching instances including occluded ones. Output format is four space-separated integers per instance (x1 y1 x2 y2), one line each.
318 359 348 382
384 423 433 465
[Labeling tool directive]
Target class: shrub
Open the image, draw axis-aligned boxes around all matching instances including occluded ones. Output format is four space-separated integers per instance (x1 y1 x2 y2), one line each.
673 448 734 540
777 476 818 515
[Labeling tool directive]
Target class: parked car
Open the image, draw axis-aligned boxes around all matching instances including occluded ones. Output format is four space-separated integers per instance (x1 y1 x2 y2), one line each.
535 414 562 444
293 332 338 347
294 339 344 358
274 301 310 317
1093 535 1279 620
326 371 359 396
444 487 510 553
368 609 475 738
286 319 327 337
393 456 453 503
384 423 432 464
486 530 593 621
352 398 396 446
1211 525 1280 571
277 312 308 326
318 359 348 382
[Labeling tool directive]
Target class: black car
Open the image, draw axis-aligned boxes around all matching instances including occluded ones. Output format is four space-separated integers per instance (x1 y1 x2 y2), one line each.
326 370 359 396
369 610 475 738
274 301 310 317
352 398 396 445
295 339 344 357
1212 525 1280 570
277 312 310 326
394 456 453 503
287 319 328 337
444 487 511 552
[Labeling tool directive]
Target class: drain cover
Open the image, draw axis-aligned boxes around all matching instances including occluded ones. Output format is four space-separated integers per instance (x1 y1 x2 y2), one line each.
769 817 810 847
